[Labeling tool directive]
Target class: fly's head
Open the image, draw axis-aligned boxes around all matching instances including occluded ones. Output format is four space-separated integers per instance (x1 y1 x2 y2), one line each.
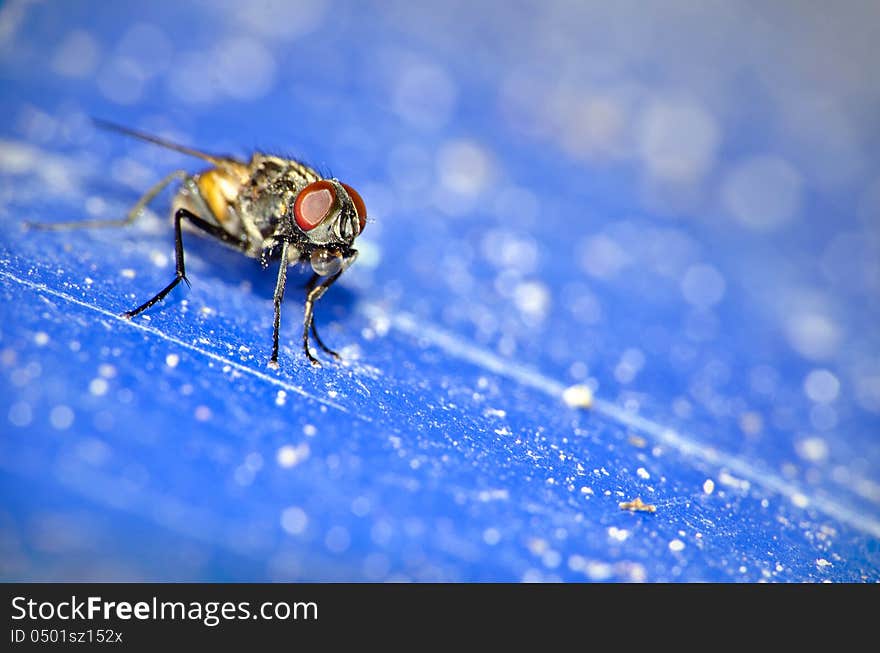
291 179 366 277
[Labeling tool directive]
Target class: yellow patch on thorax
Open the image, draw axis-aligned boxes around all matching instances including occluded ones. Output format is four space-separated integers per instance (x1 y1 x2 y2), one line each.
196 162 250 224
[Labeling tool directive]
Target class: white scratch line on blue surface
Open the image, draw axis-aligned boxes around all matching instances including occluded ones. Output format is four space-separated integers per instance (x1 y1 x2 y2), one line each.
0 271 354 416
366 304 880 539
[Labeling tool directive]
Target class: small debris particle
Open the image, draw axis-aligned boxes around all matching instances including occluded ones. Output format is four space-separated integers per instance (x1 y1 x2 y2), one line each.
703 478 715 494
34 332 49 346
165 353 180 368
636 467 650 480
88 378 109 396
619 497 656 513
816 558 832 568
628 434 647 448
562 384 593 409
668 539 685 552
791 493 810 508
608 526 630 542
194 405 212 421
98 364 117 378
276 443 310 468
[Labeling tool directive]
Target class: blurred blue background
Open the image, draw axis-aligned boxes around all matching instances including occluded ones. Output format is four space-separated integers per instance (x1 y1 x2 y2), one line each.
1 0 878 581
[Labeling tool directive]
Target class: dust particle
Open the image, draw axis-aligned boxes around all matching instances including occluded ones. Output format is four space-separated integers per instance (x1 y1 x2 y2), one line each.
619 497 656 513
628 434 647 448
562 384 593 409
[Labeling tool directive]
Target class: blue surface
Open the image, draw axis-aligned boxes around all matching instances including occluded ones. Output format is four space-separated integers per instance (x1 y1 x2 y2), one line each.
1 1 879 581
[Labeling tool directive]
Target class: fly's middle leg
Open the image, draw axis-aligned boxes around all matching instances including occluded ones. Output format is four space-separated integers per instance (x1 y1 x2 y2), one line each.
121 207 234 319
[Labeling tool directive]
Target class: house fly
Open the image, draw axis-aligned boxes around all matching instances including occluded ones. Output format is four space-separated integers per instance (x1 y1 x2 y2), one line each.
25 120 367 368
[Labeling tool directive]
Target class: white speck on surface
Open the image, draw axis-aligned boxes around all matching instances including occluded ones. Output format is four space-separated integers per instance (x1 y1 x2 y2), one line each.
703 478 715 495
165 353 180 368
513 280 550 319
49 405 74 430
483 527 501 545
275 390 287 406
607 527 630 542
97 57 147 105
816 558 832 568
796 437 829 463
120 268 136 279
478 489 509 502
351 496 371 517
562 384 593 409
88 378 108 396
585 562 613 581
668 539 685 552
637 97 720 183
579 234 630 279
542 550 562 569
8 401 33 427
567 554 586 572
636 467 650 480
483 407 507 418
809 404 838 430
437 139 493 197
116 23 173 78
51 30 99 79
527 538 548 555
194 405 212 421
244 452 263 472
791 493 810 508
681 264 726 308
803 369 840 403
214 37 278 101
721 155 803 230
614 348 645 384
276 443 310 468
718 471 750 492
149 250 169 268
785 312 840 361
98 364 116 378
33 332 49 346
325 526 351 554
392 60 457 130
739 411 764 436
303 424 317 437
233 0 327 39
280 506 308 535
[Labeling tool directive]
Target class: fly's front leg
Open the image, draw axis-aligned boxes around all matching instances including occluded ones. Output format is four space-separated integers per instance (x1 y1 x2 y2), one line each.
268 240 291 370
302 271 343 367
306 272 340 360
24 170 189 231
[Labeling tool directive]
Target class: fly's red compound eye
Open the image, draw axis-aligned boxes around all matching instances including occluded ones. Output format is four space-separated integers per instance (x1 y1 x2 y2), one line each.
341 183 367 233
294 180 337 231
